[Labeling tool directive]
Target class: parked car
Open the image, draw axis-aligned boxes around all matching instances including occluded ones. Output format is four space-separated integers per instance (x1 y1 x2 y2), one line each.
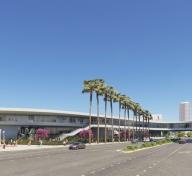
143 138 150 142
150 138 158 142
132 139 139 144
69 142 86 150
178 139 186 144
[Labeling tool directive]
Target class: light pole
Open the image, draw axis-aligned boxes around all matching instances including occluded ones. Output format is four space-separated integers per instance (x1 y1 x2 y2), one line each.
0 129 1 145
2 130 5 144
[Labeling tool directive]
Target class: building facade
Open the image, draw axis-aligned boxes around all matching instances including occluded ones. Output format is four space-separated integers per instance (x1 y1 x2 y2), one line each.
152 114 163 122
0 108 192 139
180 102 191 122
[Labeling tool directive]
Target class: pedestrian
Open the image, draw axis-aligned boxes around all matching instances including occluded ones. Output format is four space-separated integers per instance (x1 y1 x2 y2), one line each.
3 143 6 149
13 140 16 146
10 139 13 146
39 139 43 145
28 140 32 146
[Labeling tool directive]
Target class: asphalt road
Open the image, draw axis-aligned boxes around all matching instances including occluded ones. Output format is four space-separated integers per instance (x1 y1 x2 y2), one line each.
0 143 192 176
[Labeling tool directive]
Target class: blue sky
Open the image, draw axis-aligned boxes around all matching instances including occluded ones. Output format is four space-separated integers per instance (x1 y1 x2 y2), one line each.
0 1 192 121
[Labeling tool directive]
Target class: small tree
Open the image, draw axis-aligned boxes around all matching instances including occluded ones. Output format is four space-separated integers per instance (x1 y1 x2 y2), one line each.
79 129 93 141
79 129 93 138
187 131 192 137
35 128 48 141
176 131 185 138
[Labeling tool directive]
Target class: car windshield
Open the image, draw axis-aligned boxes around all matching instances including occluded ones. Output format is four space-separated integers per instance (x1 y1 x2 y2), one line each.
73 142 80 145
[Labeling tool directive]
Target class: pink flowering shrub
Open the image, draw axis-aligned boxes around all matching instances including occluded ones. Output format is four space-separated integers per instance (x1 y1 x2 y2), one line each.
79 129 93 138
120 131 129 138
35 128 48 140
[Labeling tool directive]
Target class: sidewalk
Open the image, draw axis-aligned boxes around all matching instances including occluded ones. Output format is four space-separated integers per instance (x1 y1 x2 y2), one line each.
0 141 131 152
0 144 66 152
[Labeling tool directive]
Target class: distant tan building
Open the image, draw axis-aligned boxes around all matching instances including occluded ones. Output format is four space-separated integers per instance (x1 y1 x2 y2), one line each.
179 102 191 122
152 114 163 122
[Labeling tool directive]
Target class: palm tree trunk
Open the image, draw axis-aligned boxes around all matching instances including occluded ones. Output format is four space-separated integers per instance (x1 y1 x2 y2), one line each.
104 97 107 143
124 108 126 142
145 118 148 139
138 115 141 141
110 99 114 142
142 117 144 141
132 113 135 140
118 103 121 142
148 118 150 140
135 114 138 139
127 108 130 141
96 93 100 143
89 92 93 144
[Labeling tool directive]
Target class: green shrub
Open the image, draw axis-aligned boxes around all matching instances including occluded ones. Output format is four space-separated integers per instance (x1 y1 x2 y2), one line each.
134 145 139 150
126 145 135 150
151 142 156 146
142 142 152 148
156 140 162 145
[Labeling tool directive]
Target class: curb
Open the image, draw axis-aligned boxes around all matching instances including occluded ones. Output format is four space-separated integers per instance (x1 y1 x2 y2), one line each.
122 143 172 154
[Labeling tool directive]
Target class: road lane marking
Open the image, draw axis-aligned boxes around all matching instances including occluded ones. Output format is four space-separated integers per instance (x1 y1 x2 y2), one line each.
167 145 185 158
178 151 192 154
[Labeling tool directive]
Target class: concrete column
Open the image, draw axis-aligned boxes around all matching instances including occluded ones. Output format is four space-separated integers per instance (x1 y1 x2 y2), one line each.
0 129 1 145
161 131 163 137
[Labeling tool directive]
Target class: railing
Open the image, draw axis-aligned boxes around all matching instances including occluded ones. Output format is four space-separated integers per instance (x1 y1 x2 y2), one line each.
59 126 89 141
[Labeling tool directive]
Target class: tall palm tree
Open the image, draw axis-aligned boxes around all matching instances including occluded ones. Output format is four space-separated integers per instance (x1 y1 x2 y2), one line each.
144 110 151 140
140 109 146 141
148 113 153 139
143 110 149 140
82 80 95 144
140 108 145 140
132 103 141 140
138 108 144 141
103 86 111 143
93 79 105 143
121 95 128 142
126 100 134 141
108 86 117 142
137 109 141 140
127 100 135 141
116 93 124 142
122 95 131 142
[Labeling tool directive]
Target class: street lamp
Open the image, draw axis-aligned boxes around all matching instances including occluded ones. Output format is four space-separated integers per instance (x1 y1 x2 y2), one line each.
2 130 5 144
0 129 1 145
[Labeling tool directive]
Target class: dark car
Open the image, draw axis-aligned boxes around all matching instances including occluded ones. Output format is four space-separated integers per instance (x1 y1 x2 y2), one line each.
150 138 158 142
132 139 139 144
186 138 192 143
178 139 186 144
69 142 86 150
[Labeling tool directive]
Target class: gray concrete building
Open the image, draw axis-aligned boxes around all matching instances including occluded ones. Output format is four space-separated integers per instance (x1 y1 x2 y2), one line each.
0 108 192 139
